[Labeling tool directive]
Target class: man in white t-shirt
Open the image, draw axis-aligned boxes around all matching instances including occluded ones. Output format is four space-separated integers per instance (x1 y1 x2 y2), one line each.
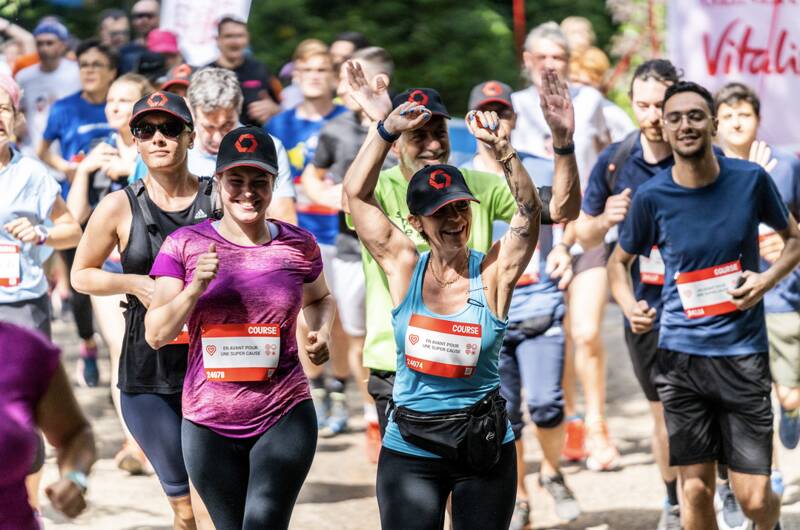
15 20 80 151
511 21 606 187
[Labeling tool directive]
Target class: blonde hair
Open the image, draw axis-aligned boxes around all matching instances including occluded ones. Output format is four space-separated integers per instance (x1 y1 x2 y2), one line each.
569 46 610 89
113 73 154 98
293 39 330 63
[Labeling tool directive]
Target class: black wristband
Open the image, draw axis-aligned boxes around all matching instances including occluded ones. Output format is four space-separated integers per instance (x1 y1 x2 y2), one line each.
552 143 575 156
377 120 400 143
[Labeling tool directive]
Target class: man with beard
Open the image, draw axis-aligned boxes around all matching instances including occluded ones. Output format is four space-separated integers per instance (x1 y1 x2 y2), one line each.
608 81 800 530
576 59 682 529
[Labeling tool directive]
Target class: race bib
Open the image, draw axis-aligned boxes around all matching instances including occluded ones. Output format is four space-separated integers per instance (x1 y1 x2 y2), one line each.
0 244 20 287
639 246 665 286
517 245 541 286
758 223 776 242
404 314 482 378
171 324 189 345
675 260 742 319
200 323 281 382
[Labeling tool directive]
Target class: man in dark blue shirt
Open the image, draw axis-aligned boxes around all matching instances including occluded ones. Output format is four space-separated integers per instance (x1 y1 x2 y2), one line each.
608 81 800 530
577 59 681 529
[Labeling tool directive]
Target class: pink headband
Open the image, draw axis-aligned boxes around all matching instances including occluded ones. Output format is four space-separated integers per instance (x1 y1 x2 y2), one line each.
0 74 21 111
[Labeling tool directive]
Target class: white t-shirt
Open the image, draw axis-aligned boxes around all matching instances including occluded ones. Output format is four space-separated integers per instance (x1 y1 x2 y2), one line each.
15 59 81 149
186 133 296 199
511 84 606 188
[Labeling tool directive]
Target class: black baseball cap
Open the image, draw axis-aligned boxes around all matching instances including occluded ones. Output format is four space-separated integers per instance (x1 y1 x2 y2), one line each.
159 63 194 90
130 91 194 129
407 164 479 216
468 80 514 110
392 88 451 119
215 126 278 176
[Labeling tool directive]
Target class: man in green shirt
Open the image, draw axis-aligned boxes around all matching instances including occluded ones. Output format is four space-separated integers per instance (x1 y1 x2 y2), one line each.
341 67 580 432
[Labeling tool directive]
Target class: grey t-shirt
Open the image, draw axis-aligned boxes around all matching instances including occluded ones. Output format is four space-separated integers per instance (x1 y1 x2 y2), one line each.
313 111 395 261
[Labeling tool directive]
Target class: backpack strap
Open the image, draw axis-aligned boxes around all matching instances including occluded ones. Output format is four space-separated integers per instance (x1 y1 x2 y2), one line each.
198 175 222 220
604 131 640 193
127 179 165 263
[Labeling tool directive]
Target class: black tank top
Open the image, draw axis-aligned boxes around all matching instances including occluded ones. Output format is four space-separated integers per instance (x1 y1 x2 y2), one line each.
118 177 215 394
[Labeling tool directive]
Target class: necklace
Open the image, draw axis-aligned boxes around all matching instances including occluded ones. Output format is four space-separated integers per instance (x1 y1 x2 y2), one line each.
428 250 469 288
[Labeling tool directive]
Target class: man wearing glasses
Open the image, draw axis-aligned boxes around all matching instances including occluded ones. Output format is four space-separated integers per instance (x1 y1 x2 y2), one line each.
608 81 800 530
16 19 79 154
37 38 116 388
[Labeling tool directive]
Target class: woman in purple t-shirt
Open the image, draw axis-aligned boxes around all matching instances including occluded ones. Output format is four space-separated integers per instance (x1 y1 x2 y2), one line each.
0 322 96 530
145 126 334 530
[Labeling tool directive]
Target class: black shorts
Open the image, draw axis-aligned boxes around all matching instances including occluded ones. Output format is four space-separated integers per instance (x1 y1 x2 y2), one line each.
655 349 773 475
572 242 613 276
368 369 396 437
624 327 660 402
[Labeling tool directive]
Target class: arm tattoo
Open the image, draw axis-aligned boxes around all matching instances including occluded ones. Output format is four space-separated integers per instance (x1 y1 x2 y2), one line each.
500 152 539 240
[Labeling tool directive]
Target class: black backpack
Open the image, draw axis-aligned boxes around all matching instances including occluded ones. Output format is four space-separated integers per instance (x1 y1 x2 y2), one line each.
603 131 640 193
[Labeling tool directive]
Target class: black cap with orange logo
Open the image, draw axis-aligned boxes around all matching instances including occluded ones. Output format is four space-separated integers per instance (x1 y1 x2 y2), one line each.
129 90 194 129
406 164 479 216
215 126 278 176
468 80 514 111
392 88 451 119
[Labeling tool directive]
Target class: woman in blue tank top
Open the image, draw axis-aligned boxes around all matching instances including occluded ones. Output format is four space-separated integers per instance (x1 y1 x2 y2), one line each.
344 68 576 530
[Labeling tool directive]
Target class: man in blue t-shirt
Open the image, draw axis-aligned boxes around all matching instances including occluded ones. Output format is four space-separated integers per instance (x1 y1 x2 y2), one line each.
714 81 800 491
608 81 800 530
37 38 116 195
578 59 683 528
36 38 116 387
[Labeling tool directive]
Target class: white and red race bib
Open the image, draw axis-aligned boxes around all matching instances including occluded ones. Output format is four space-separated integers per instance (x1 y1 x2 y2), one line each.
758 223 776 242
171 324 190 345
639 246 665 286
0 243 20 287
675 260 742 319
517 245 541 286
200 323 281 382
405 314 482 378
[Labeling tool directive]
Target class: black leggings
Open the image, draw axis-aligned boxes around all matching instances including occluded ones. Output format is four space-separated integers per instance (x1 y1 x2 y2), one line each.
182 400 317 530
376 442 517 530
60 248 94 340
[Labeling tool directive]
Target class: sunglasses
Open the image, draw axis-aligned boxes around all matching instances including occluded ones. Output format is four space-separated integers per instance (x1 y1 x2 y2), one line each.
132 120 186 140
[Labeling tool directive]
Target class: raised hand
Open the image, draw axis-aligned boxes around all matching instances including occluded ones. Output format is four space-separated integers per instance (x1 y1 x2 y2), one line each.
602 188 632 229
749 140 778 173
465 110 511 154
80 142 118 174
382 101 431 137
539 68 575 146
189 243 219 295
345 60 392 122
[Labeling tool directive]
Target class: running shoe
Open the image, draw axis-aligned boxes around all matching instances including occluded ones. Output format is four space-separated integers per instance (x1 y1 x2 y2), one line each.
656 500 681 530
75 342 99 388
561 416 587 462
771 470 784 498
114 442 151 476
508 499 531 530
585 418 620 471
311 387 329 429
539 472 581 521
714 483 749 530
319 391 349 438
365 420 381 464
778 407 800 449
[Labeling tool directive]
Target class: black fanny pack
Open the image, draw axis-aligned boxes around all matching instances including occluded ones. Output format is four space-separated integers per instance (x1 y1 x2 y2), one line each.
392 388 508 473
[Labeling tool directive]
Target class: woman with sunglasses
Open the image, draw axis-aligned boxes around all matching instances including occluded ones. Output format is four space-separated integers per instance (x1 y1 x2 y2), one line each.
71 91 214 530
144 126 334 530
344 69 576 530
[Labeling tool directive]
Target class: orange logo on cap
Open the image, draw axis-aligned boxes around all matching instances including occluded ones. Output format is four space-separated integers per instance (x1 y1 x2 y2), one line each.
147 92 167 107
408 89 429 106
428 168 451 190
235 133 258 153
482 81 503 97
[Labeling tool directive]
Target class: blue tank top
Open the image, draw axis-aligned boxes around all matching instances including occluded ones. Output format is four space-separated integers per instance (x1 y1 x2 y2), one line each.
384 249 514 457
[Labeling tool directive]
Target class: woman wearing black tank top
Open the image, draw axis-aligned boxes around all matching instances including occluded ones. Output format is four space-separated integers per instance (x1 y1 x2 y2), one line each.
71 91 213 530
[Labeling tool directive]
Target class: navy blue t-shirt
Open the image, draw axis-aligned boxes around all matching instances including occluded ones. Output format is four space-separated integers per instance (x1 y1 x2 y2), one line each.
761 148 800 314
619 156 789 357
583 134 674 326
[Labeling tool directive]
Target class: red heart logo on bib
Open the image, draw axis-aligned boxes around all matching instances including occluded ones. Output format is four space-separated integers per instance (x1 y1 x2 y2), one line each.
206 345 217 356
408 334 419 345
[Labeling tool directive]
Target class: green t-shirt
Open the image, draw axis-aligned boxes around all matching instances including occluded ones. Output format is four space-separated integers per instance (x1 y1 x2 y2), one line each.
357 165 516 371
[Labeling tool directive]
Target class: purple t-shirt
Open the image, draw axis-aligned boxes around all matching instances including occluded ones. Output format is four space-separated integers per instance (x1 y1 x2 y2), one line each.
150 219 322 438
0 323 60 530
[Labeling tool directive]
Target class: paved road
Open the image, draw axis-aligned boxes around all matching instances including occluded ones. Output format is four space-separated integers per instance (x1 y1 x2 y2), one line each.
39 305 800 529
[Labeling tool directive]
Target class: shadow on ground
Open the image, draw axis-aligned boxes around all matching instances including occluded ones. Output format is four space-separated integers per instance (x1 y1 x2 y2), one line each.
298 481 375 504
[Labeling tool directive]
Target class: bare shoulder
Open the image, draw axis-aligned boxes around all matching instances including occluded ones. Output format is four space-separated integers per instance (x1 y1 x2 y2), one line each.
92 189 132 225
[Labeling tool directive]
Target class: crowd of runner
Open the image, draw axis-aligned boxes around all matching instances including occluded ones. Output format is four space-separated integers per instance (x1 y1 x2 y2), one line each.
0 4 798 530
